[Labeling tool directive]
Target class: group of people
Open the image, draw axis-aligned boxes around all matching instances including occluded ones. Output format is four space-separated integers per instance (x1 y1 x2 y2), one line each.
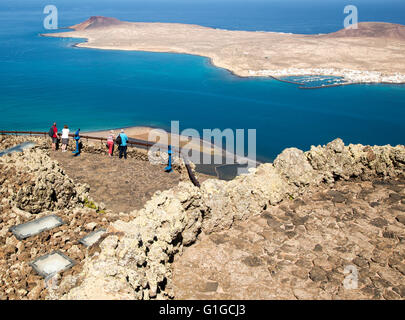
107 129 129 159
49 123 129 159
49 122 70 152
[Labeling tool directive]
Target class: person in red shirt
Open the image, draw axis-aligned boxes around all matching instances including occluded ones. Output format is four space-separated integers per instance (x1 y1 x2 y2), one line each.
51 122 58 151
107 130 115 157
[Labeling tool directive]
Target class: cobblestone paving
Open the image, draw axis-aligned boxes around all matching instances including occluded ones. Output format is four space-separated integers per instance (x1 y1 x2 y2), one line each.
51 151 182 213
172 177 405 299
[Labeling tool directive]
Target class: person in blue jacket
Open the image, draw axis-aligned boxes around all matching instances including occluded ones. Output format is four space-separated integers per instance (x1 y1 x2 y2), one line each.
118 129 128 159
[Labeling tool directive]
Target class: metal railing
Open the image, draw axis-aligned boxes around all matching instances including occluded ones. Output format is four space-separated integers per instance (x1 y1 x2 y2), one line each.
0 130 154 149
0 130 201 187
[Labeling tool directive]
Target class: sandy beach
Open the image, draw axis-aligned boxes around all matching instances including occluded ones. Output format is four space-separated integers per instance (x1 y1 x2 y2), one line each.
83 126 255 166
84 126 219 154
84 126 154 142
43 17 405 84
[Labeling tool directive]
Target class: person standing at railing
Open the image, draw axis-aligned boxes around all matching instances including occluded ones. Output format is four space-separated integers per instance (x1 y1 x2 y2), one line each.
107 130 115 157
48 122 58 151
117 129 128 159
61 125 70 152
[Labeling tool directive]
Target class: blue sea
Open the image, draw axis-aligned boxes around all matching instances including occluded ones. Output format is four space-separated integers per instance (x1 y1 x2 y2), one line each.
1 0 405 162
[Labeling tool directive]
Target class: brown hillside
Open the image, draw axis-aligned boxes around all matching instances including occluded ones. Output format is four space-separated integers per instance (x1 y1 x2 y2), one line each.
325 22 405 40
70 16 123 31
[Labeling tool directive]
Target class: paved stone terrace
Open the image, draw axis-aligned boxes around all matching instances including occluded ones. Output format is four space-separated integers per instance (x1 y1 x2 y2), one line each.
50 151 183 213
172 177 405 300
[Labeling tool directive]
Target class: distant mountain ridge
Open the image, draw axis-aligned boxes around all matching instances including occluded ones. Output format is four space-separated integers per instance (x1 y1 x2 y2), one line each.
70 16 124 31
70 16 405 41
325 22 405 40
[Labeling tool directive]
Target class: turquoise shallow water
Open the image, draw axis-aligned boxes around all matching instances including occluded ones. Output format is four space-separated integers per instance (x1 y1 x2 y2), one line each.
1 0 405 162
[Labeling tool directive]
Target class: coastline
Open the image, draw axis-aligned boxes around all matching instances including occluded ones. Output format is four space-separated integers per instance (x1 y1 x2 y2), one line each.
42 19 405 86
53 34 405 87
67 39 405 87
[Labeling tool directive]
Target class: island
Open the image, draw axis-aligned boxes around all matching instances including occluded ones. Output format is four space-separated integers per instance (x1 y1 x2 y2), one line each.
43 16 405 84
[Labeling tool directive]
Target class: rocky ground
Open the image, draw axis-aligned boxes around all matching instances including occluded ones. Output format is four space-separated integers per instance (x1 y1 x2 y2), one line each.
0 136 404 300
0 135 196 300
172 177 405 299
57 138 405 300
0 142 112 299
0 206 114 300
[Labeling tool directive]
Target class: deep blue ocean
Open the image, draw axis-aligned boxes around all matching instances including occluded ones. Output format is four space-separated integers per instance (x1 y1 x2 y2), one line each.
1 0 405 162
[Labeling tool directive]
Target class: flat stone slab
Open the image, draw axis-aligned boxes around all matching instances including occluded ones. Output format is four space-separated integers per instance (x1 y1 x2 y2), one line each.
79 229 106 247
0 141 36 157
30 251 75 278
10 214 64 240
